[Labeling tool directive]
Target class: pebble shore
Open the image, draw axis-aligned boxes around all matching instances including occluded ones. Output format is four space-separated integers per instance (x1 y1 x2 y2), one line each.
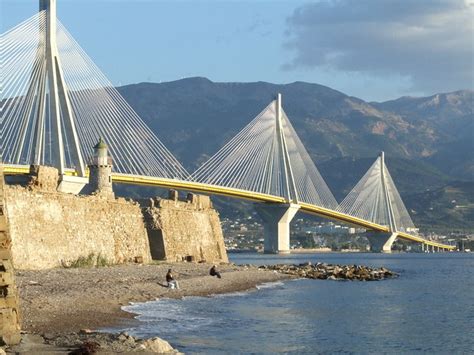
8 260 398 353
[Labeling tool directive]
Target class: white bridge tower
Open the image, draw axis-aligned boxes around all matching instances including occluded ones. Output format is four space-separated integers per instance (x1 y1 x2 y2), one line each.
256 94 300 254
26 0 87 192
365 152 399 252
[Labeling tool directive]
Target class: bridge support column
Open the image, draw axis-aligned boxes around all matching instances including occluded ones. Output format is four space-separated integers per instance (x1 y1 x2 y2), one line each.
255 203 300 254
366 232 398 253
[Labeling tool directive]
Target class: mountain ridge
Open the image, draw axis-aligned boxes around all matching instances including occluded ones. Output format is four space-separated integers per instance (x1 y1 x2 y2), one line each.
117 77 473 180
115 78 473 232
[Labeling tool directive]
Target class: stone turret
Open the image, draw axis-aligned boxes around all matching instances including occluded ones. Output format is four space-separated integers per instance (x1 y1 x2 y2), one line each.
88 138 114 198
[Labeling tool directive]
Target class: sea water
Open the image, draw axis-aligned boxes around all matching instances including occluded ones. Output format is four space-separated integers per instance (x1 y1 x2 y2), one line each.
113 253 473 354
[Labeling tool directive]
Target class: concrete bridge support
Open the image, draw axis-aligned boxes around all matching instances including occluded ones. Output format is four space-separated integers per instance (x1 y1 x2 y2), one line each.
255 203 300 254
366 232 398 253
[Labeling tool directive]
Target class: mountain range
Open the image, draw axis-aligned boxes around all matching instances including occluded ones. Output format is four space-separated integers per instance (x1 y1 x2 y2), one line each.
116 78 474 232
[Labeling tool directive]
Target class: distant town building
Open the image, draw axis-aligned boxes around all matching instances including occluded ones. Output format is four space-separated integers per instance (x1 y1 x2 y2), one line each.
303 223 364 235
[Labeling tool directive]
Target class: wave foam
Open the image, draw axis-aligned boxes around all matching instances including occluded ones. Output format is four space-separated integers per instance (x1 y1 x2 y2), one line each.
256 281 285 290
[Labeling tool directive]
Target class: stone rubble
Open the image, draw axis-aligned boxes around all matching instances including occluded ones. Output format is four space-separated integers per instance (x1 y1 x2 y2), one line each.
258 262 398 281
41 331 182 354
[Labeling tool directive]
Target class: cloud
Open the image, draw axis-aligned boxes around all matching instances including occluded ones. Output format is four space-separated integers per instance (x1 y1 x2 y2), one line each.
284 0 474 93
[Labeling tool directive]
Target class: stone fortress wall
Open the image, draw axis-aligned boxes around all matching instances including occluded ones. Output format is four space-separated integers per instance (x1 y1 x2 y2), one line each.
0 166 21 345
3 166 228 270
143 191 228 263
4 180 152 270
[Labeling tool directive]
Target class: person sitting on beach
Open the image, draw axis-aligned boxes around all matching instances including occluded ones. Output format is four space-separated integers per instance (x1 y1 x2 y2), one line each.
209 265 222 279
166 268 179 289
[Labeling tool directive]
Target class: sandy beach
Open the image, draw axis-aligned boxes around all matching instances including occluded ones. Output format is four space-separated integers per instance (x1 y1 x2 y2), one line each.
16 262 291 335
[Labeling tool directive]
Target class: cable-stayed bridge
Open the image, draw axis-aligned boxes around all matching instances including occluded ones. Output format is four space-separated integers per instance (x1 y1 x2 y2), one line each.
1 0 454 253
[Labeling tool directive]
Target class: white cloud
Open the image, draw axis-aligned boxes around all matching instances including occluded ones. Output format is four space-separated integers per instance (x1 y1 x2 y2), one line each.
284 0 474 93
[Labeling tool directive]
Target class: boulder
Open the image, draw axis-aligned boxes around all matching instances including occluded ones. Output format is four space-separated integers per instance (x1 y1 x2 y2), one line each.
137 337 175 353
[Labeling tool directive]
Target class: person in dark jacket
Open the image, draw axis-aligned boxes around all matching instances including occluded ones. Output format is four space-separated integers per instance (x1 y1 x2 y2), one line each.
166 268 179 289
210 265 222 279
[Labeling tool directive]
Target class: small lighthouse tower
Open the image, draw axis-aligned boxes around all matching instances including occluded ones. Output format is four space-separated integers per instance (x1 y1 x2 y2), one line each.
88 138 114 198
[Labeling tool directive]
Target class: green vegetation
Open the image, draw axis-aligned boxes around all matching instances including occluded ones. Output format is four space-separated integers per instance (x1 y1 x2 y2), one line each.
150 260 167 265
406 181 474 233
62 253 110 268
293 235 317 249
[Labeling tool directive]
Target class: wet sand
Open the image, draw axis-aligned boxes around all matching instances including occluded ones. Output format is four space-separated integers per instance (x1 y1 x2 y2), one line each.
16 262 291 335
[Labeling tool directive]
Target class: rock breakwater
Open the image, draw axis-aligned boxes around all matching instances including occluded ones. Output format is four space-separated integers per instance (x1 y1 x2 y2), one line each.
259 262 398 281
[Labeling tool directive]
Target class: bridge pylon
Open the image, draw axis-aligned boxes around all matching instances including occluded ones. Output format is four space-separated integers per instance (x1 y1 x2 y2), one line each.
366 152 399 252
191 93 337 253
338 151 418 253
366 231 398 253
256 93 301 253
30 0 87 193
255 203 300 254
2 0 190 189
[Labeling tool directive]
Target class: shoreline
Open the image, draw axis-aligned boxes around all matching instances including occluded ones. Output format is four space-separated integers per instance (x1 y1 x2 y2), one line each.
15 263 292 336
229 249 369 254
8 259 403 353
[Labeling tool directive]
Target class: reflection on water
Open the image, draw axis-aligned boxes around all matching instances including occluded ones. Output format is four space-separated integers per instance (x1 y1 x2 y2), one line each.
113 253 474 354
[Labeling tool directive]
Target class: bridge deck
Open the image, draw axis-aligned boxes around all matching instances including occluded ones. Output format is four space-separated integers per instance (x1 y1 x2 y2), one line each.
2 165 455 250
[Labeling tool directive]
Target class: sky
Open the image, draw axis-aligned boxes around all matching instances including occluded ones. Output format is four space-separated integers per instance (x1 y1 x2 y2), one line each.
2 0 473 102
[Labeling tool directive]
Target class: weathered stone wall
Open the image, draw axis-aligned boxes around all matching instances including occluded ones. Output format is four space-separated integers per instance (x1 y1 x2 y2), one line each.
3 165 227 269
0 166 21 345
4 186 151 270
27 165 59 192
143 193 228 263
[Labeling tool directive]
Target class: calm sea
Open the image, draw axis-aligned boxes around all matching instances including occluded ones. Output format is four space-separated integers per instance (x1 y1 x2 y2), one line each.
114 253 473 354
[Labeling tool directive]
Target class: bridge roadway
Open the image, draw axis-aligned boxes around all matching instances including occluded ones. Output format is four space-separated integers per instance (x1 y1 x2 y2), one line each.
3 164 455 251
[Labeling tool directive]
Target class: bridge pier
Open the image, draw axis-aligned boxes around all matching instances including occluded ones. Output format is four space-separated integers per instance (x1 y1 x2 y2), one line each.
366 232 398 253
255 203 300 254
57 175 89 194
